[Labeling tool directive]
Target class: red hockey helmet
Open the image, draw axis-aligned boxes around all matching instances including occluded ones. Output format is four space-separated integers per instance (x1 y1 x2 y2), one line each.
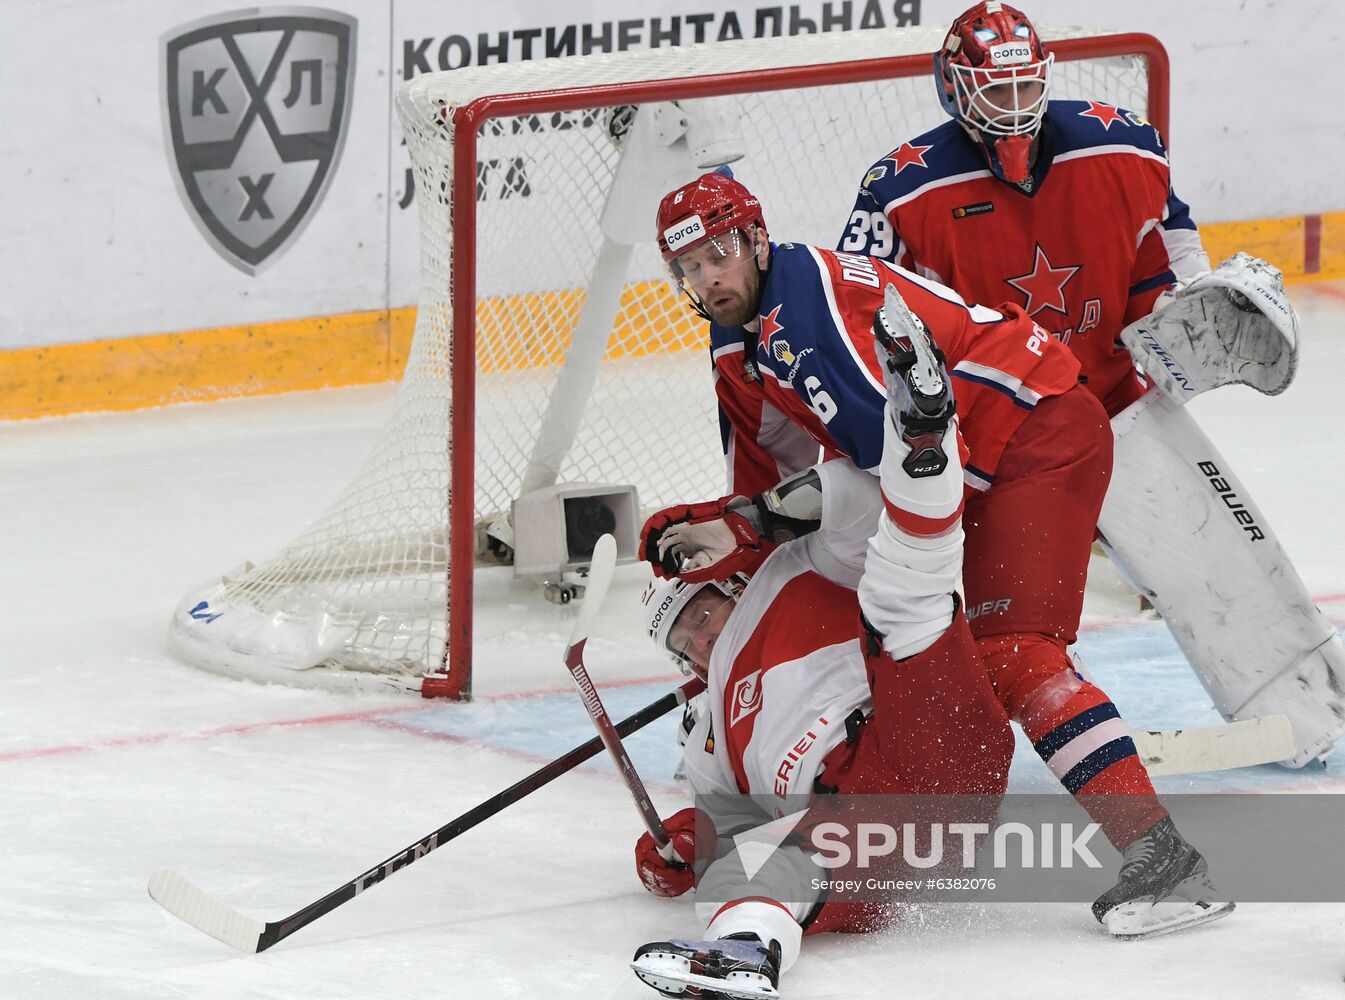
656 172 766 268
934 2 1053 181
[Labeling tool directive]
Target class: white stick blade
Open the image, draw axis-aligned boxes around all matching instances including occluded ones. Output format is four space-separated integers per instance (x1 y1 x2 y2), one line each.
565 533 619 648
148 869 265 953
1133 715 1296 776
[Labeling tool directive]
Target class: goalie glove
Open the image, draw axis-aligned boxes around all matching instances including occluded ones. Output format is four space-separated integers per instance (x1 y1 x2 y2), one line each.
1121 252 1300 404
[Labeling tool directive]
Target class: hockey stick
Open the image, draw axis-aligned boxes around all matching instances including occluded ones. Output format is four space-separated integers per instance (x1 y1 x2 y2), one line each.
1130 714 1296 776
562 533 678 854
148 674 706 953
1070 652 1296 775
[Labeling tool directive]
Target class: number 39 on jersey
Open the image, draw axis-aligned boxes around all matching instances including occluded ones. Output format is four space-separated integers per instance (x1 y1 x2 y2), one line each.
841 210 894 258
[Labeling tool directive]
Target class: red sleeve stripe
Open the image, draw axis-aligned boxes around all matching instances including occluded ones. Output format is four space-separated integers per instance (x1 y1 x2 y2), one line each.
881 492 964 537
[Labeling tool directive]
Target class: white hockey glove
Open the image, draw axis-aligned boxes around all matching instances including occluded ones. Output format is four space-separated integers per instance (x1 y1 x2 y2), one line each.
1120 252 1300 404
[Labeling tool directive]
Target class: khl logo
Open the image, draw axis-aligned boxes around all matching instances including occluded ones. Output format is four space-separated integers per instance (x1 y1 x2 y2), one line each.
161 8 357 274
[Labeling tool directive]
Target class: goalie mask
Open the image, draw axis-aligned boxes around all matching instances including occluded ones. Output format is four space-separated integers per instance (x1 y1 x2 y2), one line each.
642 575 741 678
935 1 1053 184
656 173 769 324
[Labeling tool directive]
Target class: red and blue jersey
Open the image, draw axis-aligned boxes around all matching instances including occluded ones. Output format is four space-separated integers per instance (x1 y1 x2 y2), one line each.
710 244 1079 500
839 100 1209 417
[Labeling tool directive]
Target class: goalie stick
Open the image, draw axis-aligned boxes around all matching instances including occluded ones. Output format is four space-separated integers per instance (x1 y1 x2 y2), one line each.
562 533 678 855
148 673 706 953
1130 714 1295 777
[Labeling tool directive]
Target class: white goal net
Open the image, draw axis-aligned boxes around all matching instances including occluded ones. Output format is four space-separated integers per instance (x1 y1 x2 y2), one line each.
167 25 1166 696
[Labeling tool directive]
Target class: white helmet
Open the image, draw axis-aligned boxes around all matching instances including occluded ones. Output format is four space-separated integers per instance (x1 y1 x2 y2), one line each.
641 575 739 675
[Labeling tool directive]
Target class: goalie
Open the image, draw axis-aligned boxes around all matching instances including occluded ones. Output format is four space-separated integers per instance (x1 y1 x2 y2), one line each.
840 0 1340 765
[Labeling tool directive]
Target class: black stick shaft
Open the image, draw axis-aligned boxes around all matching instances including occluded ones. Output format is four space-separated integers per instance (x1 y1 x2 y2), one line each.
256 676 705 951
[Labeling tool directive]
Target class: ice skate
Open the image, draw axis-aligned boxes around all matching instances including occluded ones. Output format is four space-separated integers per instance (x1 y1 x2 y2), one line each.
631 933 782 999
872 283 955 477
1091 816 1235 939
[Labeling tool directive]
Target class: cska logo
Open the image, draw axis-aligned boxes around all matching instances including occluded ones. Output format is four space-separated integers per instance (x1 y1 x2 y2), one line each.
1078 101 1127 130
161 8 357 274
884 141 933 175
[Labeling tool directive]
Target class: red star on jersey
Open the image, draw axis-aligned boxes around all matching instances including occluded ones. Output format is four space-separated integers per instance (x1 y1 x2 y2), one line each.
1078 102 1127 130
760 304 784 343
884 141 933 174
1005 245 1080 317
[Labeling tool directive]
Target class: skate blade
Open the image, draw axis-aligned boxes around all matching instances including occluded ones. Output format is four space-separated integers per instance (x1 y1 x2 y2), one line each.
881 284 944 397
1105 898 1236 940
631 953 780 999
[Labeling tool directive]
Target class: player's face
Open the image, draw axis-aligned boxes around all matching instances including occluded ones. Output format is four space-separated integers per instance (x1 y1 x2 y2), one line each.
964 70 1047 134
668 588 734 674
673 228 764 326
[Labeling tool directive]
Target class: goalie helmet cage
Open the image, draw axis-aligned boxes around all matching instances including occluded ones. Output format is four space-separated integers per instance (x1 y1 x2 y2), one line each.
166 26 1168 699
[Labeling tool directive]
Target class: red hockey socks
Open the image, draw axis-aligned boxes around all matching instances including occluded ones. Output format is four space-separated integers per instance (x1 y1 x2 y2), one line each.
976 632 1168 850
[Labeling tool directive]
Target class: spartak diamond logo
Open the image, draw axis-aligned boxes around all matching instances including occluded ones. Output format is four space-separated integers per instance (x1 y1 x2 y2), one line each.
161 8 357 275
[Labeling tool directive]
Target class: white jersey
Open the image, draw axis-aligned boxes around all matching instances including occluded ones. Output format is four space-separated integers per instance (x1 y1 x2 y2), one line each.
683 410 965 814
680 457 885 812
681 539 871 815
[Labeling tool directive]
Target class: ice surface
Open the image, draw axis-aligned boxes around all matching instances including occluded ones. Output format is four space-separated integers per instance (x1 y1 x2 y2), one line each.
3 285 1345 999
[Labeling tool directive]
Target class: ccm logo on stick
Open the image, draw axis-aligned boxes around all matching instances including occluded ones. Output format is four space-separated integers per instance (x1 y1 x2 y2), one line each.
663 215 706 253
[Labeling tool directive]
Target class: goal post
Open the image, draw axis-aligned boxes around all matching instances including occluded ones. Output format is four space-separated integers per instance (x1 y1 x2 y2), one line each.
167 26 1169 698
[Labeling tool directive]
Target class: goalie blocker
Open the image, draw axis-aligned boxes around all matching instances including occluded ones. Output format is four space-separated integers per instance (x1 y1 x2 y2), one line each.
1098 389 1345 766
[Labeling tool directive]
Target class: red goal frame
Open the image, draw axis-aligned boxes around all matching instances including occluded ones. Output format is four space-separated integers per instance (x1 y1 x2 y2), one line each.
426 33 1169 699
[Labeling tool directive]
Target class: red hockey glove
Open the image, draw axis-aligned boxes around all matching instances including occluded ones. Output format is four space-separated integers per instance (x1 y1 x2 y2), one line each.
635 807 703 897
639 497 762 582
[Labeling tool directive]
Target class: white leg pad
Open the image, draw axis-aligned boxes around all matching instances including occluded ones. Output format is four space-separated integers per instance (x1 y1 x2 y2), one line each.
1098 390 1345 766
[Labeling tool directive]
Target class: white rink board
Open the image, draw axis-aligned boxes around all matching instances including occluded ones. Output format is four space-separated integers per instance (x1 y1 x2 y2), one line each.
1 0 1339 351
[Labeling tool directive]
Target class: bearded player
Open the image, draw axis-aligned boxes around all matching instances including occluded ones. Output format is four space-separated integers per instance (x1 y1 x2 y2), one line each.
642 172 1230 940
840 1 1338 766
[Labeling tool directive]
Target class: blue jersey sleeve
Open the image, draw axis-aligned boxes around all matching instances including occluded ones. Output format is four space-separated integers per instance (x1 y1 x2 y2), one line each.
757 247 889 471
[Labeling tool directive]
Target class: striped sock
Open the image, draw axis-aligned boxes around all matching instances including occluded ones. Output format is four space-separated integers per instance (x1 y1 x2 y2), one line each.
978 633 1168 849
